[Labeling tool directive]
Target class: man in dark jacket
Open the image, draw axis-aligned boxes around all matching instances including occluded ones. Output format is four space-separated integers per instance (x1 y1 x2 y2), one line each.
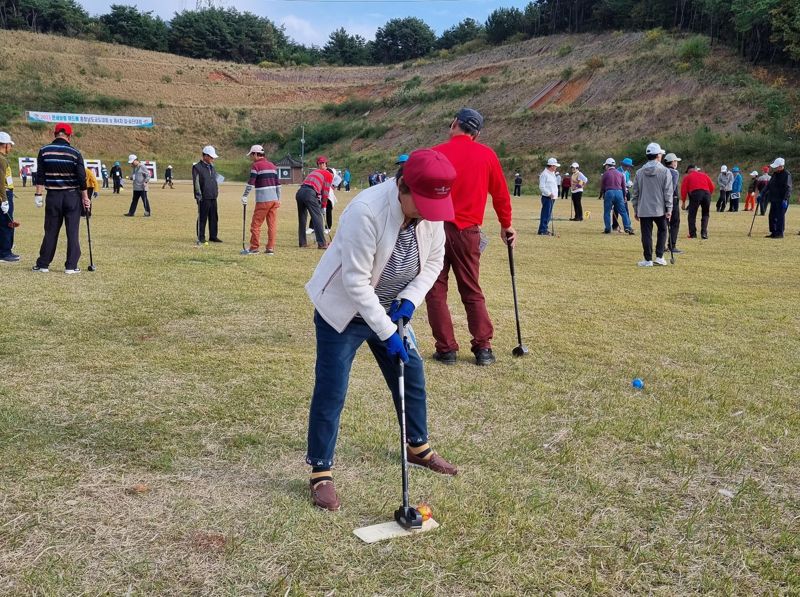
513 172 522 196
763 157 792 239
192 145 221 245
32 123 91 273
110 161 123 194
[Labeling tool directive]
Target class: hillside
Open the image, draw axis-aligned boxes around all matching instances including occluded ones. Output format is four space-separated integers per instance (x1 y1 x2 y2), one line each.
1 29 797 179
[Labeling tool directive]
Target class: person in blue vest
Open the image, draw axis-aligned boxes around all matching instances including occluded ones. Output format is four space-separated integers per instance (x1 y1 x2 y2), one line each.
728 166 742 212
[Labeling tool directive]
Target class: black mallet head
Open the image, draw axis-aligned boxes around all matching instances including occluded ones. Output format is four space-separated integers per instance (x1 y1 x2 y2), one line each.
394 506 423 530
88 265 96 271
512 344 529 357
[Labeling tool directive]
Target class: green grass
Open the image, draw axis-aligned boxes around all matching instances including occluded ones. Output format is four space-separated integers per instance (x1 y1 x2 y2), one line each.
1 182 799 593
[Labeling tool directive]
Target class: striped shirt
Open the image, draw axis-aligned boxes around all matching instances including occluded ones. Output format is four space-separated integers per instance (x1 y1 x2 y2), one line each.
374 222 420 311
243 157 281 202
301 168 333 207
35 138 86 191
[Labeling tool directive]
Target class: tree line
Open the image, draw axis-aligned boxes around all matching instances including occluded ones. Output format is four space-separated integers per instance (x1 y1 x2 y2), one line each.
0 0 798 66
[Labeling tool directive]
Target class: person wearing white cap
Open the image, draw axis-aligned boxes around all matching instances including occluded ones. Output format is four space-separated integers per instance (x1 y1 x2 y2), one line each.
0 131 20 262
763 157 792 238
192 145 221 244
538 157 560 234
569 162 588 222
162 164 174 189
124 154 152 217
241 145 281 254
716 165 733 212
631 142 673 266
664 152 682 254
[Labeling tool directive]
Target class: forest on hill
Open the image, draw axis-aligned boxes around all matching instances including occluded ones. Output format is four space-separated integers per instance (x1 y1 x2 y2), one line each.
0 0 798 67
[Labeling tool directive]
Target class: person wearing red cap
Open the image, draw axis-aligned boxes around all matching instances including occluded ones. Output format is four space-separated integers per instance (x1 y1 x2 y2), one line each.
303 148 459 511
426 107 517 366
32 123 90 274
296 156 333 249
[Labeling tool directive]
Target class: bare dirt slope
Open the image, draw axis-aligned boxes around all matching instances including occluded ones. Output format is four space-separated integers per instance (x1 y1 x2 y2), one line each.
0 29 787 168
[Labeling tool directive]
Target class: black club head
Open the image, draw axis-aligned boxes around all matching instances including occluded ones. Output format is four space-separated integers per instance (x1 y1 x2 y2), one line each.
512 345 529 357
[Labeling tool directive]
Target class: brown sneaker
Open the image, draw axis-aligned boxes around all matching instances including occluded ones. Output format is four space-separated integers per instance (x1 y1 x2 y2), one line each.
310 479 341 511
407 450 458 476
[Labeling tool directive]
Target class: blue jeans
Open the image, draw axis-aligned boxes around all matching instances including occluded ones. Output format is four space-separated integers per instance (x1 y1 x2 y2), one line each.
603 190 631 231
538 196 554 234
306 311 429 468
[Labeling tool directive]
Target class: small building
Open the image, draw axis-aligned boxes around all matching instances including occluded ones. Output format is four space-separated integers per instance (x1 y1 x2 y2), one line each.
274 154 304 184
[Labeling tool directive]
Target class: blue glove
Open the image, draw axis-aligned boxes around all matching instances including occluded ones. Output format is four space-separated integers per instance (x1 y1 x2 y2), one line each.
384 332 409 364
782 199 789 211
388 299 415 324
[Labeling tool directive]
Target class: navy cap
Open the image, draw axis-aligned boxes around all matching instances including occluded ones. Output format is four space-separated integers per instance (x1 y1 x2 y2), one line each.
456 108 484 132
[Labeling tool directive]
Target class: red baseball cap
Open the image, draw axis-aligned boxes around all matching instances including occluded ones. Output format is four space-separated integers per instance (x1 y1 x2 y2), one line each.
54 122 73 136
402 149 456 222
762 165 770 173
316 156 328 165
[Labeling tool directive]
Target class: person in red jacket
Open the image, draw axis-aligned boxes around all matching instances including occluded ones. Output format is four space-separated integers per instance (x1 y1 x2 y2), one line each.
680 165 716 239
296 156 333 249
425 108 517 366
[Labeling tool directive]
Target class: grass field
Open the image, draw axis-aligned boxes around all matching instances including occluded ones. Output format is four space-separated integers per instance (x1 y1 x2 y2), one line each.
1 181 799 595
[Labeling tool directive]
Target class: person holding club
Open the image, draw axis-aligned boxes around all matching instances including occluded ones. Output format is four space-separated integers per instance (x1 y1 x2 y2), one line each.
0 131 20 263
538 157 560 235
241 145 280 255
304 149 459 512
32 123 91 274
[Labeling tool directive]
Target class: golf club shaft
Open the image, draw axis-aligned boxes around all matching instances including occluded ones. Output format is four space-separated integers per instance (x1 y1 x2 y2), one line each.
748 200 758 236
242 204 247 250
85 213 94 268
397 321 409 511
507 242 524 347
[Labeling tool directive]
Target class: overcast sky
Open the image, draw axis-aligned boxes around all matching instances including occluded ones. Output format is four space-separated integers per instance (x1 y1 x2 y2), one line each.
79 0 530 46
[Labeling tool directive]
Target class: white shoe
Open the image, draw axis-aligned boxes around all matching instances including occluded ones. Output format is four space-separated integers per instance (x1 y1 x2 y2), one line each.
64 268 82 274
32 265 49 273
653 257 668 266
324 228 330 234
306 227 314 234
637 260 653 267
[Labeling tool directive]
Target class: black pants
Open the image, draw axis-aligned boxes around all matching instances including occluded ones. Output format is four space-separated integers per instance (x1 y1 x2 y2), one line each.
36 189 82 270
112 178 121 193
127 190 151 215
560 186 570 199
669 201 680 249
768 198 785 237
728 193 740 212
162 177 173 189
758 194 768 215
571 191 583 220
325 202 334 230
344 182 350 191
0 190 15 257
687 190 711 238
639 216 667 261
513 184 521 197
716 190 730 212
21 176 27 188
296 186 326 246
102 177 109 188
197 198 219 241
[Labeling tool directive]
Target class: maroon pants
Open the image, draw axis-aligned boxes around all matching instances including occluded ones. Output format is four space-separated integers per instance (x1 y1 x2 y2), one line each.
426 223 493 353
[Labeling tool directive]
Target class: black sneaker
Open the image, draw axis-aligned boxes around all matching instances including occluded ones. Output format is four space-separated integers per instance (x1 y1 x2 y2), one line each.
625 228 635 235
432 351 457 365
124 213 134 217
1 253 20 262
474 348 496 366
32 265 49 272
209 238 223 243
144 212 151 217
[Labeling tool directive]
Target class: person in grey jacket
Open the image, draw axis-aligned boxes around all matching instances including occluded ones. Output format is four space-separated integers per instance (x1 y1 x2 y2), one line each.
632 142 673 266
716 165 734 212
192 145 221 244
124 154 151 217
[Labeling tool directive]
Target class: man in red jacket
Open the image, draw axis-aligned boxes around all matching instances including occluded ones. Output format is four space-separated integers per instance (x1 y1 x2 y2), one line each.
680 165 716 239
426 108 517 366
296 156 332 248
